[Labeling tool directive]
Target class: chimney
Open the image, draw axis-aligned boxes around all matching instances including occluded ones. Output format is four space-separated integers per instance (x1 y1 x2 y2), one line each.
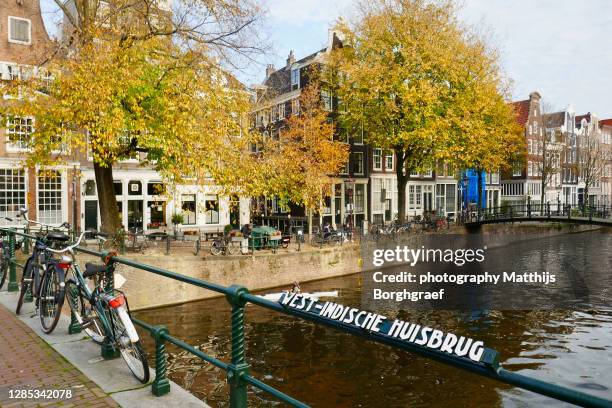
286 50 296 68
265 64 275 78
529 91 541 103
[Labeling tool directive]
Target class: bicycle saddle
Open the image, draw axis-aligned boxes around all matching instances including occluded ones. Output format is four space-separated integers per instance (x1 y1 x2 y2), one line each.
84 263 108 278
46 232 70 242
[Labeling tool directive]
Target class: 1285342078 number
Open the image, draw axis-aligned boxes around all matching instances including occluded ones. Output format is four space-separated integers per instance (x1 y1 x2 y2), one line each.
8 389 73 399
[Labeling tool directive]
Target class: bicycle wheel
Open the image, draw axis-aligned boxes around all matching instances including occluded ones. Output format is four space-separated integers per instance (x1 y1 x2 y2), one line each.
65 280 105 344
0 246 7 290
16 257 34 315
108 307 150 383
39 264 66 334
210 240 222 256
227 241 239 255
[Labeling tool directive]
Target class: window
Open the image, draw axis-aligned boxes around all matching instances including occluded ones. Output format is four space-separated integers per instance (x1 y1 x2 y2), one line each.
38 171 62 225
6 116 33 150
278 103 285 119
528 139 533 154
445 184 455 213
410 170 419 177
128 180 141 195
409 185 422 209
373 149 382 170
147 182 164 196
291 68 300 90
385 152 393 171
204 195 219 224
321 90 332 111
148 201 165 226
528 161 533 176
0 169 26 223
8 17 31 45
291 99 300 115
114 181 123 196
353 130 363 145
354 184 365 212
84 180 96 196
352 152 364 175
512 164 522 177
181 194 196 224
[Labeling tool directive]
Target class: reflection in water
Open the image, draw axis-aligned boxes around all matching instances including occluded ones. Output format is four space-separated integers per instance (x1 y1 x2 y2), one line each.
135 231 612 407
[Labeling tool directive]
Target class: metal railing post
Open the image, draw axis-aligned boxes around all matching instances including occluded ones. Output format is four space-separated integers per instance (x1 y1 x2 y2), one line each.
166 235 170 255
226 284 250 408
151 325 171 396
23 225 30 254
8 231 18 292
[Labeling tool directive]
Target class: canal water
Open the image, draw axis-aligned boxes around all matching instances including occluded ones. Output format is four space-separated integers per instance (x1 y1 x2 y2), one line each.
135 230 612 407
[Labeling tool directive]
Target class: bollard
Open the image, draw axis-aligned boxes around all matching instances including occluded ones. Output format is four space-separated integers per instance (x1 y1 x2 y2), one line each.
151 325 171 396
166 235 170 255
226 285 250 408
67 285 82 335
8 232 18 292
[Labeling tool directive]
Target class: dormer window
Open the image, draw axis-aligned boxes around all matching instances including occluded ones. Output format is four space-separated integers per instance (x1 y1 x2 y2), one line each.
8 16 31 45
291 68 300 90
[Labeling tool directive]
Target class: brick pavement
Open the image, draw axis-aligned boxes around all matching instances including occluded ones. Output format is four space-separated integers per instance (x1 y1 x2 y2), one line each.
0 304 119 408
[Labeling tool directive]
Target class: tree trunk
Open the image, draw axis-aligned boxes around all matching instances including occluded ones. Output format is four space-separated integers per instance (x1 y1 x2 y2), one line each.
541 175 545 213
94 162 121 234
395 151 408 224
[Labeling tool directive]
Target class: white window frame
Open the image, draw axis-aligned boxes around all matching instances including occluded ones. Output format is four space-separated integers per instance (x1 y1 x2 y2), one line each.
353 130 363 145
37 170 64 225
0 168 27 225
373 149 382 171
353 152 364 175
8 16 32 45
291 68 300 90
6 116 34 152
385 152 394 171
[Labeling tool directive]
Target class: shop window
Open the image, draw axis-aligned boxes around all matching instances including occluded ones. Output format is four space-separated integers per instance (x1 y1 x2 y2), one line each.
38 171 62 225
181 194 196 224
355 184 365 213
204 195 219 224
148 201 165 227
0 169 26 222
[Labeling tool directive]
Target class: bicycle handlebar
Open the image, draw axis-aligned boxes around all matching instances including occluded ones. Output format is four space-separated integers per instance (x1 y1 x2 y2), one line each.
46 230 106 254
17 207 70 230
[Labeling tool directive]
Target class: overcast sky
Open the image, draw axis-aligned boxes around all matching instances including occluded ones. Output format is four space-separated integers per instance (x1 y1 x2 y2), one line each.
40 0 612 118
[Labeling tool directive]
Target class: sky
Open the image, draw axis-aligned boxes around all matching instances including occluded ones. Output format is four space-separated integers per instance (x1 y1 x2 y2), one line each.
39 0 612 118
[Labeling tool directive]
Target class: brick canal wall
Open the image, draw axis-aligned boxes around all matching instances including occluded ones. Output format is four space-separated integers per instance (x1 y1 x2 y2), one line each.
78 244 362 310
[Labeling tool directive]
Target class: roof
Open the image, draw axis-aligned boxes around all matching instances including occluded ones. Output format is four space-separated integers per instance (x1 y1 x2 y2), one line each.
511 99 530 127
262 48 326 95
543 111 565 128
599 118 612 127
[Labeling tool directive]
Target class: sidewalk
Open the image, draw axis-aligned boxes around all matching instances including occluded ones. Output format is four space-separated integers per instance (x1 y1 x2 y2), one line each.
0 290 208 408
0 303 118 407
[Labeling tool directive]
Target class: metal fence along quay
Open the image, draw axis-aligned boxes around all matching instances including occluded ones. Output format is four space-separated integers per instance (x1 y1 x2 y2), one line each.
1 226 612 408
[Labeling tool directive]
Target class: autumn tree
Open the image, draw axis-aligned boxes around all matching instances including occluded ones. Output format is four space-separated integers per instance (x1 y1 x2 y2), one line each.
328 0 521 221
254 84 349 214
0 0 265 233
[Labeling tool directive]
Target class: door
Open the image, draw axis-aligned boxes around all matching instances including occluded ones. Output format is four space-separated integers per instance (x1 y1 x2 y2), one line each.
423 186 433 212
128 200 144 232
84 200 98 230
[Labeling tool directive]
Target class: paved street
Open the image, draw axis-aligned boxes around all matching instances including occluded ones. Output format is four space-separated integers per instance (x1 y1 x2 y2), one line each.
0 303 118 408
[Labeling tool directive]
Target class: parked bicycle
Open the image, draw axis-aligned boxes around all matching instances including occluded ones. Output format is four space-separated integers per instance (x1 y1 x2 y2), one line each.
210 236 239 256
13 209 72 334
310 229 343 247
64 232 149 383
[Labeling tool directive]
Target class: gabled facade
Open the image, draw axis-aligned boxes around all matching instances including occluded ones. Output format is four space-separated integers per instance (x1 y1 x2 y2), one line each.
250 30 369 231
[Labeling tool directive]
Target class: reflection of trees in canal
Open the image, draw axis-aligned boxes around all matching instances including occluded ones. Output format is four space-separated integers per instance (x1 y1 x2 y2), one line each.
135 232 611 407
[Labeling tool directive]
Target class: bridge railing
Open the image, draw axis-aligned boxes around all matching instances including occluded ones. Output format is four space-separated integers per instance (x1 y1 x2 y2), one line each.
460 202 611 224
2 226 612 408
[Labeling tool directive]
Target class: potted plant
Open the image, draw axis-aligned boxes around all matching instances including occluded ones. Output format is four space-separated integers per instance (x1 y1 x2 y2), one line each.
171 213 184 237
